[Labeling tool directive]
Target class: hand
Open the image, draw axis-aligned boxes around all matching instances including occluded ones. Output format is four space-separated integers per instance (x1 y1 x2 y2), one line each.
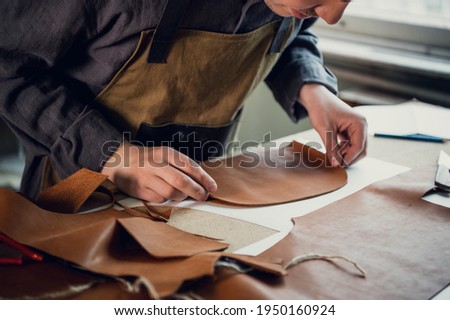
101 142 217 202
298 84 368 167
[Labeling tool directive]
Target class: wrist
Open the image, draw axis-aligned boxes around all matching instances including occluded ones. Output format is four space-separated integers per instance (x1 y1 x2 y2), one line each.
298 83 342 113
101 142 131 182
298 84 326 110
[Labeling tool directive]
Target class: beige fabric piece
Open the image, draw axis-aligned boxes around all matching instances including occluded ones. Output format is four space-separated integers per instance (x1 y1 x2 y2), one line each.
168 208 278 253
202 141 348 206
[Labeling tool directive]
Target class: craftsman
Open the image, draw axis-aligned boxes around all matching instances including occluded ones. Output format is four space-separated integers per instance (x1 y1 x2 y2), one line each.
0 0 367 203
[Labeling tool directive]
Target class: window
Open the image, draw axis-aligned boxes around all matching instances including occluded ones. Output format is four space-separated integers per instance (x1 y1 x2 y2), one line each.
312 0 450 107
349 0 450 30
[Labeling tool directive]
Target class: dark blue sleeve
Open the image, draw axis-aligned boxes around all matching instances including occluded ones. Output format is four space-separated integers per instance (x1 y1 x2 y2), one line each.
265 18 338 122
0 1 122 193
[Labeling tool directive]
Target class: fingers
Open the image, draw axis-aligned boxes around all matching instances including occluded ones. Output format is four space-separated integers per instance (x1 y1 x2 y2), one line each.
103 144 218 202
134 187 167 203
157 147 218 194
139 147 217 202
320 119 367 168
342 135 367 166
143 176 189 202
154 164 210 201
341 119 368 166
319 130 344 167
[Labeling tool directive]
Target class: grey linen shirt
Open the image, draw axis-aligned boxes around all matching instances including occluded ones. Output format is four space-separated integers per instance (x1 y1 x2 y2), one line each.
0 0 337 199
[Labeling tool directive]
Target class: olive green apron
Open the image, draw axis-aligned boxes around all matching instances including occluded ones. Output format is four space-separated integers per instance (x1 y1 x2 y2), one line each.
41 2 294 190
96 21 289 133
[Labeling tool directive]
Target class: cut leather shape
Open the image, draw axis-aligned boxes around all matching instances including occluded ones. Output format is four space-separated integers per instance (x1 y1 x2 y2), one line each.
201 141 347 206
37 168 110 213
118 217 228 258
0 189 285 298
190 166 450 299
143 203 173 221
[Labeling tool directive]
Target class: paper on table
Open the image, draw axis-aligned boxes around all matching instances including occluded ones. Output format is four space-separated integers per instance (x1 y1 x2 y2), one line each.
422 150 450 209
438 150 450 167
354 100 450 140
423 191 450 209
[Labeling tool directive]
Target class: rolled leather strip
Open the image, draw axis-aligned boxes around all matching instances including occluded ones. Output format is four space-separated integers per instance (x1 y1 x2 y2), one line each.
36 168 110 213
201 141 347 206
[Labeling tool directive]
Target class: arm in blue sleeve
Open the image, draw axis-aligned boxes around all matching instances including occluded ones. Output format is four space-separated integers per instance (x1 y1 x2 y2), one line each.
0 1 122 191
265 18 338 122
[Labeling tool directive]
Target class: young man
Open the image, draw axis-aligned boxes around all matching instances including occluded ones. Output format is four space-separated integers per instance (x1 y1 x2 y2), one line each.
0 0 366 202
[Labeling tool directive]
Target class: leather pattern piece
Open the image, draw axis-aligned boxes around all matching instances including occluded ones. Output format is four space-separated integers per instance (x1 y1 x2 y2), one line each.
202 141 347 206
37 168 109 213
0 189 285 298
118 217 228 258
192 166 450 299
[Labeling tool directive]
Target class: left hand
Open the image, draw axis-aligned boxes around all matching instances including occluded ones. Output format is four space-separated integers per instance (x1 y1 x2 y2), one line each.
298 84 368 167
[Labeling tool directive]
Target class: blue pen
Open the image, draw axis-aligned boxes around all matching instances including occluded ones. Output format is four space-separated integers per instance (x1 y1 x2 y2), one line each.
374 133 445 143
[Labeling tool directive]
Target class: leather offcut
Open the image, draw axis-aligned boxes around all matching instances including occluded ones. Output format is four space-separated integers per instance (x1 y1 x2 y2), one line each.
0 179 286 298
37 168 109 213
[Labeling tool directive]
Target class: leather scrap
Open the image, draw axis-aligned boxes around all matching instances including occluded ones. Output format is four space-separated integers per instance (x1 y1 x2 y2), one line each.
202 141 347 206
0 188 285 298
0 259 107 299
36 168 110 213
118 217 228 258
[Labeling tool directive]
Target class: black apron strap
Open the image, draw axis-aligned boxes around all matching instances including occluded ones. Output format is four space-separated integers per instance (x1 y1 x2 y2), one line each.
135 110 243 162
147 0 190 63
269 17 292 54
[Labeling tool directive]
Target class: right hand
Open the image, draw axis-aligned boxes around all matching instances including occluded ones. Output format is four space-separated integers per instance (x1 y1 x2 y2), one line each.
101 142 217 203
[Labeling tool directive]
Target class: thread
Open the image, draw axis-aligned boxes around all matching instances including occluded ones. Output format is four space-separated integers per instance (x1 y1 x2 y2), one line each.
285 254 366 278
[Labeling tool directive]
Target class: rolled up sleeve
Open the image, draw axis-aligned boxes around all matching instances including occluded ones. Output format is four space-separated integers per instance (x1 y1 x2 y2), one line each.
265 18 338 122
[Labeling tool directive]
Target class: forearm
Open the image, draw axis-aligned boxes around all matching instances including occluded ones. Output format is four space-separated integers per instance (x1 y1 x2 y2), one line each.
0 0 124 179
0 76 123 175
265 18 338 123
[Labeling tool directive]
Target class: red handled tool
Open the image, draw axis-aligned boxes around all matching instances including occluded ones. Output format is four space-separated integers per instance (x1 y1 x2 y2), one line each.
0 232 44 265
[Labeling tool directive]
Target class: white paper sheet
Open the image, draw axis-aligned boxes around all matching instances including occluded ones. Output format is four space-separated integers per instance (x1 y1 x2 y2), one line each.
422 191 450 209
354 100 450 139
422 150 450 209
438 150 450 167
117 133 410 255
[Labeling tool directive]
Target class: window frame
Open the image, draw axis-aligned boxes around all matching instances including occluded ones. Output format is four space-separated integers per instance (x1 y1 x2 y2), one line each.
311 5 450 107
